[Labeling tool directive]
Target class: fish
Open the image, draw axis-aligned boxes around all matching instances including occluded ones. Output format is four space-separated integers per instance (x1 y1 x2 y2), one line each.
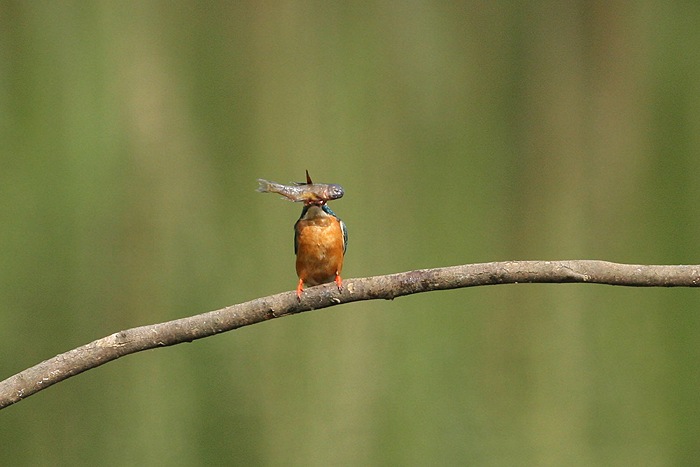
257 170 344 205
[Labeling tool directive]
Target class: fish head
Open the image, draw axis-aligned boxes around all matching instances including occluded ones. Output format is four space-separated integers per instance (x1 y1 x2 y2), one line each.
327 184 344 200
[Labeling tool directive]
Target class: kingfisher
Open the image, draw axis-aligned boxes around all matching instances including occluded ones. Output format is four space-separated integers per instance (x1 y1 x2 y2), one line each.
257 171 347 299
294 202 347 299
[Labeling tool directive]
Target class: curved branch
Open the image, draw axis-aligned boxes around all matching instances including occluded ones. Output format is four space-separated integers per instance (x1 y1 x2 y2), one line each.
2 260 699 409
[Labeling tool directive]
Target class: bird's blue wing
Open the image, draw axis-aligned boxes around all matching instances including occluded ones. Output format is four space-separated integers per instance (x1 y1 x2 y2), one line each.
293 205 310 255
339 218 348 253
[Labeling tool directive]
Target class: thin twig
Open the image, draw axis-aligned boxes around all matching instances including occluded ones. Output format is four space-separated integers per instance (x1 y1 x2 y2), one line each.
1 260 699 410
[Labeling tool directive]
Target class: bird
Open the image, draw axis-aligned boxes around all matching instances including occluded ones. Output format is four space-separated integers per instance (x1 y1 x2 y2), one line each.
294 203 347 299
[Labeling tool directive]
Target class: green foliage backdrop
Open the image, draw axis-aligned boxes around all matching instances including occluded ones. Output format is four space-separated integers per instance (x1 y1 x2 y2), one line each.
2 2 700 465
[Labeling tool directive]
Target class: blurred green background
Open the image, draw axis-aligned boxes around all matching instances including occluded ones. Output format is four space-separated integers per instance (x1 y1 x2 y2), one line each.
2 1 700 465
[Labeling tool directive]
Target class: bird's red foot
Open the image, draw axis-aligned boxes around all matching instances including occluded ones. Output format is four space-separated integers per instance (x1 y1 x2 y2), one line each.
335 274 343 292
296 279 304 301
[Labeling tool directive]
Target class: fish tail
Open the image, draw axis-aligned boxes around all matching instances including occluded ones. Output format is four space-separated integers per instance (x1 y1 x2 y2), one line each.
257 179 297 201
256 179 279 193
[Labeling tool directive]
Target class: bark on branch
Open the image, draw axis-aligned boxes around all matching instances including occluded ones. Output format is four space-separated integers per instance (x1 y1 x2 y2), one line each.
2 260 699 410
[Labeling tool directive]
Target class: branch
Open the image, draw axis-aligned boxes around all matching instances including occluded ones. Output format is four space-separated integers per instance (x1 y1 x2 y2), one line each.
2 260 699 409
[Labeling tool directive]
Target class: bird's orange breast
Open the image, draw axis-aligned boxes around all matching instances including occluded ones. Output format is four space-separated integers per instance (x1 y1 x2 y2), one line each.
295 216 345 286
